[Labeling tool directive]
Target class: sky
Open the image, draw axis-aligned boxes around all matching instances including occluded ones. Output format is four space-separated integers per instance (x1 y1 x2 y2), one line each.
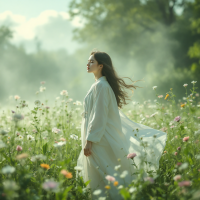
0 0 83 54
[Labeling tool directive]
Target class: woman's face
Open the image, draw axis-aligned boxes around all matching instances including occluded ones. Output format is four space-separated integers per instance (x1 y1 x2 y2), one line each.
87 55 102 73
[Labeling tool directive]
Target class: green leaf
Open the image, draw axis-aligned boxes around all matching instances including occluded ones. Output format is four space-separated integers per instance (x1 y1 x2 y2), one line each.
42 143 48 155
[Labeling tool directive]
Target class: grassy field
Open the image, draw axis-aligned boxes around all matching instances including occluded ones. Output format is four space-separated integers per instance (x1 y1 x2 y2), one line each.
0 81 200 200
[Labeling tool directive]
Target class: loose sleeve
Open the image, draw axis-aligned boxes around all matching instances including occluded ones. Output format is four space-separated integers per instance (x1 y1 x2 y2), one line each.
86 83 109 143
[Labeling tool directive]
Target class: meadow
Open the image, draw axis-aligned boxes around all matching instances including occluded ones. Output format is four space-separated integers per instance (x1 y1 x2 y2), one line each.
0 81 200 200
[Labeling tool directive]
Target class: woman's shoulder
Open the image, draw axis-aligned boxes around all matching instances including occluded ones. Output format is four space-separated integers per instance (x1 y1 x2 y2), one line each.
93 80 110 91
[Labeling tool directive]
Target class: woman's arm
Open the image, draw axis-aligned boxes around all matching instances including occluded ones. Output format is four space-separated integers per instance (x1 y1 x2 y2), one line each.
86 83 110 143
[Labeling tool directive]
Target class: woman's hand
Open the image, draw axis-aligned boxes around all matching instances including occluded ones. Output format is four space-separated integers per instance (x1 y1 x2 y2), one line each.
84 140 92 157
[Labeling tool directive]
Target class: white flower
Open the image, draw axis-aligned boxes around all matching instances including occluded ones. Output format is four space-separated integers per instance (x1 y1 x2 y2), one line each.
34 100 41 106
1 166 15 174
183 84 188 87
114 165 121 171
53 141 66 147
74 166 83 171
27 135 35 141
60 90 68 96
31 154 47 162
3 180 19 190
197 105 200 107
56 97 60 100
152 86 157 90
191 81 197 84
120 170 128 178
40 86 46 92
150 113 157 117
76 101 82 106
129 187 136 193
69 98 73 102
179 162 188 171
93 189 102 195
70 134 78 140
117 185 124 189
52 127 62 134
14 95 20 100
98 197 106 200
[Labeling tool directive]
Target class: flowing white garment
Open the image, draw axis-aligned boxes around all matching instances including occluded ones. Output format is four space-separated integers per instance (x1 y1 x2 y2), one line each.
75 76 167 200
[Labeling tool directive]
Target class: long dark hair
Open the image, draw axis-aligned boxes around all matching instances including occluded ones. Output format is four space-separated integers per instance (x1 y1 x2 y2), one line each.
91 50 142 109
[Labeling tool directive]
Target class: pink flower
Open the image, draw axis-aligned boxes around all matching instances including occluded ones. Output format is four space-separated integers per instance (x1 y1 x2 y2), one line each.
183 136 189 142
177 147 181 151
144 177 154 184
173 175 181 181
174 152 178 156
105 175 115 182
127 153 137 159
174 116 181 122
16 145 22 151
178 181 191 187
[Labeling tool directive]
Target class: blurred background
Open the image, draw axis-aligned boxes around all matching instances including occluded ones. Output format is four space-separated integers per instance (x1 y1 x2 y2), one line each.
0 0 199 110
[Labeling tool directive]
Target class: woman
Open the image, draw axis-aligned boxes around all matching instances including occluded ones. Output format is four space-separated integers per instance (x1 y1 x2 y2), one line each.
75 50 167 200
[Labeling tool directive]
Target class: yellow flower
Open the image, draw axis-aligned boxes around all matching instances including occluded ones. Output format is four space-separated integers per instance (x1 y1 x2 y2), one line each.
181 104 185 108
105 185 111 190
164 151 167 154
16 153 29 160
165 94 169 100
113 181 118 186
40 163 50 169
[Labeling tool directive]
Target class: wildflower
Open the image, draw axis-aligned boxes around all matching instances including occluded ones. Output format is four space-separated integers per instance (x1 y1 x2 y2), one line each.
120 170 128 178
105 175 115 182
34 100 41 106
164 151 167 153
42 181 58 191
178 181 191 187
127 153 137 159
74 166 83 171
93 189 102 195
165 94 169 100
18 135 23 140
144 177 154 184
113 181 118 186
14 95 20 100
174 175 182 181
60 90 68 96
16 153 29 160
12 114 24 122
152 86 157 90
177 147 181 151
16 145 22 151
70 134 78 140
177 162 182 166
60 169 72 178
181 104 186 108
150 113 157 117
59 138 66 141
174 116 181 122
40 86 46 92
31 154 47 162
1 166 15 174
52 127 61 134
183 84 188 87
40 164 50 170
76 101 82 105
158 95 163 98
53 141 66 147
183 136 189 142
129 187 136 193
179 163 188 170
174 152 178 156
175 136 178 139
27 135 35 141
191 81 197 84
105 185 111 190
196 93 199 97
114 165 121 171
3 180 19 191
